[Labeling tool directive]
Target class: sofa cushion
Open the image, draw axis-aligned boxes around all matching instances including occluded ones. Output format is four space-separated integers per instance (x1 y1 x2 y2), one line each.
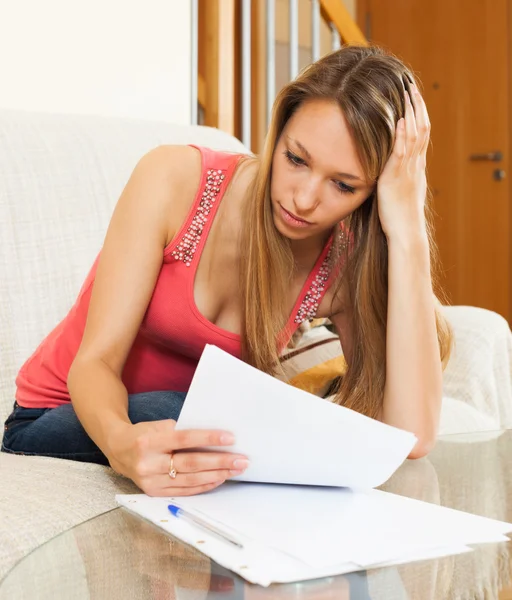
440 306 512 432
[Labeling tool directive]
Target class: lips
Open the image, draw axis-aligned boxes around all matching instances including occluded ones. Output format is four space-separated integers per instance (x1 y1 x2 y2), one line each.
280 205 312 225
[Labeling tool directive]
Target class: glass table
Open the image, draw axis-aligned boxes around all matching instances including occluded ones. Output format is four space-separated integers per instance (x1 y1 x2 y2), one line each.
1 430 511 600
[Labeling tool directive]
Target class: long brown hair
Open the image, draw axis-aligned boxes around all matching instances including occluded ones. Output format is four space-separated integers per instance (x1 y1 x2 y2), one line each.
240 45 453 419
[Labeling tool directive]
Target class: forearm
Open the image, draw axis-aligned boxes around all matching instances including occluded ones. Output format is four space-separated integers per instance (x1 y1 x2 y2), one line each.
382 234 442 457
67 358 132 457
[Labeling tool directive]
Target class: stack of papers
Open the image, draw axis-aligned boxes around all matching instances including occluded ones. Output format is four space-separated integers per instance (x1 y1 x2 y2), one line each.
116 346 512 586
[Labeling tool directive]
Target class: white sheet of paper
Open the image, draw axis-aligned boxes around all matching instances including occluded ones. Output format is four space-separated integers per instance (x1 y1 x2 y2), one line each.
167 482 512 569
176 345 417 489
116 491 504 586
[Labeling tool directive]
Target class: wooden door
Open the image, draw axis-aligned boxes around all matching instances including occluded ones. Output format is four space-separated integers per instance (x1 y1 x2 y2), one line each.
357 0 511 322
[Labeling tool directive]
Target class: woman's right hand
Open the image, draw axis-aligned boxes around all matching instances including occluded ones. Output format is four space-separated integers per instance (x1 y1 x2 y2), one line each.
105 419 249 496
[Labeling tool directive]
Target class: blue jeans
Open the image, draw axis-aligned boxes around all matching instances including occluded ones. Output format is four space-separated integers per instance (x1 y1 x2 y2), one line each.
1 391 186 466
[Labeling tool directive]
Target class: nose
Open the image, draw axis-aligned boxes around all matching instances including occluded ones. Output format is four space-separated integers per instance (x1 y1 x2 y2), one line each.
292 176 320 217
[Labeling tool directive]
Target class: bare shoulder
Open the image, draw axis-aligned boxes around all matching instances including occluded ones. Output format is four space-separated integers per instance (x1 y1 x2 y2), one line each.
138 144 200 183
133 144 202 244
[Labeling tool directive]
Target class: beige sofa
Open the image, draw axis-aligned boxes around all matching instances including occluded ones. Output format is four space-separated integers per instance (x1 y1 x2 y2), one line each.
1 109 511 582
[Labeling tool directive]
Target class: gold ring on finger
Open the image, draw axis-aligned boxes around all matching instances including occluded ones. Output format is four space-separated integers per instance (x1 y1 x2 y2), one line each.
168 453 177 479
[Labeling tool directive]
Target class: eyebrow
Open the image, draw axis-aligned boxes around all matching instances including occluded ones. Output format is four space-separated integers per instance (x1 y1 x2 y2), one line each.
288 137 364 183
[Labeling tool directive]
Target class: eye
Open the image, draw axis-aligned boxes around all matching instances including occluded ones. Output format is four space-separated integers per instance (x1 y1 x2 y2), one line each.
333 180 356 195
284 150 306 167
284 149 357 195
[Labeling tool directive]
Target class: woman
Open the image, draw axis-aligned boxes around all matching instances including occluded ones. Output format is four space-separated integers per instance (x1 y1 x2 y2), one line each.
1 45 452 497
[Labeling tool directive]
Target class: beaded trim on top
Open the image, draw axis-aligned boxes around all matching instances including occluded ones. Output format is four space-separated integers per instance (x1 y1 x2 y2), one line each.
293 227 347 324
293 246 333 324
171 168 226 267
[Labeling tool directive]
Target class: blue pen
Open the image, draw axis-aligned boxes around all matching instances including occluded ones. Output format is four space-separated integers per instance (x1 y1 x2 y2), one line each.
168 504 244 549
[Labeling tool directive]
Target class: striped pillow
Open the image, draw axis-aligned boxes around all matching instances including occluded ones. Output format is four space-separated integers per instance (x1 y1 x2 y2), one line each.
279 320 347 398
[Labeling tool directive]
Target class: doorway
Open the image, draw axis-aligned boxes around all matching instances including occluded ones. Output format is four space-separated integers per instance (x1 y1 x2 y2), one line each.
357 0 511 322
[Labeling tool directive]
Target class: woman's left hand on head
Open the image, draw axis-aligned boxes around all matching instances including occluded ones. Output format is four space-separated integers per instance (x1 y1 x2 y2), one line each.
376 81 431 244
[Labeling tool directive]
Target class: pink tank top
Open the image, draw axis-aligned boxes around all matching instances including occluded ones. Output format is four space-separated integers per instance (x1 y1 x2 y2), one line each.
15 145 335 409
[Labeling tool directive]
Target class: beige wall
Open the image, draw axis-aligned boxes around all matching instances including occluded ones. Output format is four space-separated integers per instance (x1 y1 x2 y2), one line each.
0 0 192 124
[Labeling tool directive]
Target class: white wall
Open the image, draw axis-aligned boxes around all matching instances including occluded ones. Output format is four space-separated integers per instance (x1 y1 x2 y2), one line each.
0 0 192 124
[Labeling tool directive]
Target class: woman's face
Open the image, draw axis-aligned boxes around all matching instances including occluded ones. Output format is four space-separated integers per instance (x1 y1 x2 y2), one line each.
270 98 375 243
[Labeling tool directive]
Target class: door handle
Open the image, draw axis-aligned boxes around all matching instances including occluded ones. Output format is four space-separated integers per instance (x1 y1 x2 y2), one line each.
469 151 503 162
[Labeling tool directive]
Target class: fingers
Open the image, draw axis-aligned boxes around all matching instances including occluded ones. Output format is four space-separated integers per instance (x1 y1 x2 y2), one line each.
143 459 246 496
387 77 431 177
388 117 406 175
412 87 431 157
164 481 225 497
135 453 241 496
146 480 225 498
147 420 236 453
404 90 419 157
171 428 236 451
132 451 247 496
171 451 250 475
406 82 431 158
160 465 239 489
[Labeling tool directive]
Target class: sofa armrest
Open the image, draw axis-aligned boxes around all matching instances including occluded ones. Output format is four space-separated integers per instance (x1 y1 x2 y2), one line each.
440 306 512 431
